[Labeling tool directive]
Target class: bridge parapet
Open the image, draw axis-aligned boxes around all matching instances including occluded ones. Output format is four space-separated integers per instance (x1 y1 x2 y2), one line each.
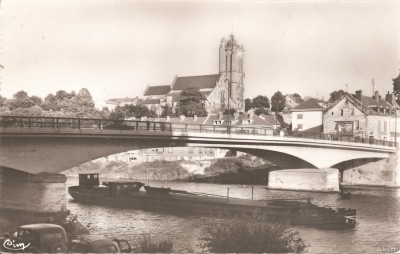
0 115 396 149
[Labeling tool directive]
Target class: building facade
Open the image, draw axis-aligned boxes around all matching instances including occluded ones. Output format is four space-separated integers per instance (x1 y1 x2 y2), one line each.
291 98 324 132
323 90 399 141
141 34 245 114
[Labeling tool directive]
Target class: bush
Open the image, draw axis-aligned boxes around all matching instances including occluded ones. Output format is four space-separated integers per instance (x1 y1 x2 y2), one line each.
136 234 173 253
199 215 307 253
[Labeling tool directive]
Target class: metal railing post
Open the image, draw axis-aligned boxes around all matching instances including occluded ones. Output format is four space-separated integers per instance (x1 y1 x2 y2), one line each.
77 119 81 129
200 124 202 133
28 117 31 128
98 120 102 129
185 124 188 132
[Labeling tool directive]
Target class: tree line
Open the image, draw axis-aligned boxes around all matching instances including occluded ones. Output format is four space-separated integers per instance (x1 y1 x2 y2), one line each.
0 87 317 120
0 89 110 118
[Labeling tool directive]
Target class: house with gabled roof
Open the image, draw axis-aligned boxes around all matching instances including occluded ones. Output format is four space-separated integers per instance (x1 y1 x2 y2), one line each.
291 98 324 133
285 94 304 111
141 34 245 114
323 90 399 141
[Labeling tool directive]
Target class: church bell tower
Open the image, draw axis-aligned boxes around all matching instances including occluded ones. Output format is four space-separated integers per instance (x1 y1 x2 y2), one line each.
219 34 245 112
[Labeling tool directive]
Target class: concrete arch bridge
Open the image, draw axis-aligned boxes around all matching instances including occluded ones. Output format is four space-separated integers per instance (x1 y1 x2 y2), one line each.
0 116 395 175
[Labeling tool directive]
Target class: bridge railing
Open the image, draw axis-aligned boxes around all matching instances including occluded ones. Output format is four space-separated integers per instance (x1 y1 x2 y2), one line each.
0 115 395 147
288 131 395 147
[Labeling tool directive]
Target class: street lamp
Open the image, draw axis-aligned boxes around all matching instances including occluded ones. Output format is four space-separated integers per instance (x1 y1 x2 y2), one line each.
225 78 231 133
394 107 397 148
225 46 233 134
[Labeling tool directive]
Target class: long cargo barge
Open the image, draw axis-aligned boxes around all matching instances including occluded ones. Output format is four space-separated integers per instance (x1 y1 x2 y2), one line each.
68 174 356 229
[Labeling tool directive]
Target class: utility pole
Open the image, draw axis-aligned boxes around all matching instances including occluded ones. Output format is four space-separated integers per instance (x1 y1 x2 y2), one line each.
372 79 375 94
225 45 233 134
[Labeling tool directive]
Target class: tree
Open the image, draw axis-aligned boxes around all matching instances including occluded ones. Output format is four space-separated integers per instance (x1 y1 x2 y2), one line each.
329 90 345 103
30 95 42 106
10 90 35 109
223 108 236 115
270 91 286 113
252 95 270 109
176 88 207 117
161 104 174 117
124 104 156 118
200 214 307 253
292 93 304 103
0 95 6 107
251 95 270 115
392 71 400 104
254 108 270 116
109 106 127 120
244 98 253 112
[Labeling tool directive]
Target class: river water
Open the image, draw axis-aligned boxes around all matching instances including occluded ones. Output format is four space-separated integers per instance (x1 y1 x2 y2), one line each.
66 178 400 253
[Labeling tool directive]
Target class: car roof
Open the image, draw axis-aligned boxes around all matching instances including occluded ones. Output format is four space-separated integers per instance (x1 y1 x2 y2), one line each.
19 224 65 232
74 235 119 249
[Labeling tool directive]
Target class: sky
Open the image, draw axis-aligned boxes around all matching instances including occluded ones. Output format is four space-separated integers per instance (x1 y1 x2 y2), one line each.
1 0 399 108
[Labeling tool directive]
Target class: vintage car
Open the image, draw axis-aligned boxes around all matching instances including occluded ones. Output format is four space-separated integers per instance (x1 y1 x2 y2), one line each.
69 234 131 253
12 223 68 253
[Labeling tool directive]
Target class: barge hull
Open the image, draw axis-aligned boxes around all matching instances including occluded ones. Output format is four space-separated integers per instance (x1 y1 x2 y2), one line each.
68 186 355 229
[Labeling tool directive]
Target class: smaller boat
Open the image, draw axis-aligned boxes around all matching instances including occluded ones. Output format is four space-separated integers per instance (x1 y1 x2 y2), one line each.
144 186 171 194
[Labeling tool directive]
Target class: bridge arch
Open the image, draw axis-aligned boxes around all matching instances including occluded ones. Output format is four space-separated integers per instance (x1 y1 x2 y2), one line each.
0 128 393 174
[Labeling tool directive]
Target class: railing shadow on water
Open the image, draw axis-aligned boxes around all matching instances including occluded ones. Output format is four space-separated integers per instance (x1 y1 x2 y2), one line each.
0 115 395 147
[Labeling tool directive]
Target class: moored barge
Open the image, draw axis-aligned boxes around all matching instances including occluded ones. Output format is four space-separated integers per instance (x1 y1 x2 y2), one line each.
68 174 356 229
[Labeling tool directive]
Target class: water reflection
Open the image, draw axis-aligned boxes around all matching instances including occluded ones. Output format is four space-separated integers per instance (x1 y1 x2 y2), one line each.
67 178 400 253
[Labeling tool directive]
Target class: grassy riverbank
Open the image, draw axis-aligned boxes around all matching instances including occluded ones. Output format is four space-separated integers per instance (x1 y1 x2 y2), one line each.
63 154 276 184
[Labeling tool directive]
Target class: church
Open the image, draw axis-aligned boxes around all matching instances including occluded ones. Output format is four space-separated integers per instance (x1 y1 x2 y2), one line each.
142 34 245 114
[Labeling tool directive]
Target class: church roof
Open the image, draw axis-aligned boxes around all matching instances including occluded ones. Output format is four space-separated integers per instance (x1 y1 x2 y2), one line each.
292 98 324 111
143 85 171 96
172 74 221 90
142 98 160 105
168 91 212 103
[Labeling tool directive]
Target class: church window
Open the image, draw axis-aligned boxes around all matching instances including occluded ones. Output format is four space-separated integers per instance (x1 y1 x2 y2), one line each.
297 114 303 119
341 109 344 116
226 55 228 72
331 112 334 115
297 124 303 130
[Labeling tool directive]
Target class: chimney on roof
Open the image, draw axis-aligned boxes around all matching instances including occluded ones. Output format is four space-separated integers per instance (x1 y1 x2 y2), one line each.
218 112 223 120
386 92 394 105
355 90 362 102
193 115 198 121
374 91 379 102
179 115 185 121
